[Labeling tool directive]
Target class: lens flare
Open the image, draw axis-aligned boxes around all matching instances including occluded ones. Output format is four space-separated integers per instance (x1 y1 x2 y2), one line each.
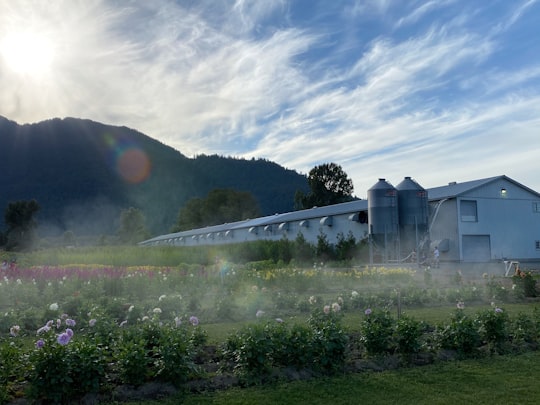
117 148 151 184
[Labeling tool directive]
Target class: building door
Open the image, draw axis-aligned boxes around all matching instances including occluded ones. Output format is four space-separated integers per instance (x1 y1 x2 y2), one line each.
462 235 491 262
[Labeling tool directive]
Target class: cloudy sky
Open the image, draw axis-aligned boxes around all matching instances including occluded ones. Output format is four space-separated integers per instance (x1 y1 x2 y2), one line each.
1 0 539 198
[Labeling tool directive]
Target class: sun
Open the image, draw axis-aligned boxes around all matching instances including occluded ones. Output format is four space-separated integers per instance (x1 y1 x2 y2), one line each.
0 31 55 76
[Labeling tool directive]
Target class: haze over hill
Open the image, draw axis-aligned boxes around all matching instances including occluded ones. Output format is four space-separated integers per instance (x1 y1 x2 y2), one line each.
0 116 308 237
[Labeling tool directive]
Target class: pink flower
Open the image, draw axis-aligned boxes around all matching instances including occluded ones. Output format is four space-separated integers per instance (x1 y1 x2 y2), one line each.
323 305 330 314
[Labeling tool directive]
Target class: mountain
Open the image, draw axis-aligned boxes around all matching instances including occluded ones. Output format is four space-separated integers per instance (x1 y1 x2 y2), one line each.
0 116 308 237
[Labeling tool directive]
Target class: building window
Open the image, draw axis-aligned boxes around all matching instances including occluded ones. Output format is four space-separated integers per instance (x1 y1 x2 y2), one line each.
533 202 540 213
460 200 478 222
536 241 540 250
500 188 507 198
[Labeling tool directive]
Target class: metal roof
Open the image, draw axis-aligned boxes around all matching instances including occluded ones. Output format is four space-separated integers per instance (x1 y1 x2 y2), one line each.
426 175 540 200
141 175 540 244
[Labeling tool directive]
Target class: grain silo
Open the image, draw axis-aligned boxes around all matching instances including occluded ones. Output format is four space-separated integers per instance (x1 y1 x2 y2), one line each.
396 176 429 259
368 179 399 260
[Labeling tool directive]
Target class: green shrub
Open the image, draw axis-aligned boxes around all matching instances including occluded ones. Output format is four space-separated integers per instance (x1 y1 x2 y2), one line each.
116 338 151 386
436 310 481 357
395 315 424 359
360 309 396 356
309 310 348 373
475 307 510 354
155 326 199 386
227 323 275 384
512 273 537 298
0 339 26 404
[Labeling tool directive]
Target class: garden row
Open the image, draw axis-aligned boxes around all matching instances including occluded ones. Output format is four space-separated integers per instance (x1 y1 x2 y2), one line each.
2 304 540 404
0 265 535 335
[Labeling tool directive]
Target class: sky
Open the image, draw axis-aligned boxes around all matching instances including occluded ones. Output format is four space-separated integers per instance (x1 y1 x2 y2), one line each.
1 0 539 199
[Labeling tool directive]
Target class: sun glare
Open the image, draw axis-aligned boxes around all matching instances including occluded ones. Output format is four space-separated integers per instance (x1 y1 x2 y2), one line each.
0 32 54 75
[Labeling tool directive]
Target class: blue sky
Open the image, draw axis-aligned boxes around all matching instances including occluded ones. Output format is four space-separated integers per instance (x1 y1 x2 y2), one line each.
1 0 539 198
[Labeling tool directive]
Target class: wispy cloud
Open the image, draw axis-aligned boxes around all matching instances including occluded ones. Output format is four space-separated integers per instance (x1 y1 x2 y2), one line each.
1 0 540 196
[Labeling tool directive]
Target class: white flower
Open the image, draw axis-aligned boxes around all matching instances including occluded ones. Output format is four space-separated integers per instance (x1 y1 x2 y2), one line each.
119 320 128 327
256 310 265 318
9 325 20 337
49 303 59 311
158 295 166 302
153 307 162 314
174 317 182 327
332 302 341 312
128 305 134 312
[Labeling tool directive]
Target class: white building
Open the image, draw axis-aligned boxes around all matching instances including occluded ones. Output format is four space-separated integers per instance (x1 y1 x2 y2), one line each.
140 175 540 264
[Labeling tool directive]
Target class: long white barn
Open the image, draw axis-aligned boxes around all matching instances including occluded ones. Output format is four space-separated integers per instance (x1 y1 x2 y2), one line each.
140 175 540 264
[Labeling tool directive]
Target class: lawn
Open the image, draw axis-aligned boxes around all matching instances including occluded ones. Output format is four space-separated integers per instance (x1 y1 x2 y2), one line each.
110 351 540 405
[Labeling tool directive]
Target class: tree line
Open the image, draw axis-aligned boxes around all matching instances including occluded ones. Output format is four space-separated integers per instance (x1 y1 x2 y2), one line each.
0 163 354 251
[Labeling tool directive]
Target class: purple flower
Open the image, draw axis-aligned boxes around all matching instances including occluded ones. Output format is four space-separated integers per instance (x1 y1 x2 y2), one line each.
275 318 284 323
89 319 97 327
456 301 465 310
189 316 199 326
66 318 76 327
35 339 45 349
364 308 372 315
57 332 71 345
495 307 503 313
65 328 74 337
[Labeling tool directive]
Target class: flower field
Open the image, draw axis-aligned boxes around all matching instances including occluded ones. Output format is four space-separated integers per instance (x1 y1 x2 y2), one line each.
1 259 539 404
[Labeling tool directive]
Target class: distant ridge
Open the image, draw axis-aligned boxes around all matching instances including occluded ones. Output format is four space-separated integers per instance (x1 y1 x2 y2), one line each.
0 116 308 236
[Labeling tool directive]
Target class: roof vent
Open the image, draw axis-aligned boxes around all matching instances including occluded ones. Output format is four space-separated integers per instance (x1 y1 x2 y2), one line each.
449 181 457 185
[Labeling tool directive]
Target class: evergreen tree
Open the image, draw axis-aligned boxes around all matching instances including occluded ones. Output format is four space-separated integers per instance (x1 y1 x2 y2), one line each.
117 207 150 244
4 199 40 251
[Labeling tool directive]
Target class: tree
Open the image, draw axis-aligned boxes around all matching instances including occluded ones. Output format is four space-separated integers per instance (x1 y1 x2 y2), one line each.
173 189 261 232
3 199 40 251
295 163 355 209
117 207 150 244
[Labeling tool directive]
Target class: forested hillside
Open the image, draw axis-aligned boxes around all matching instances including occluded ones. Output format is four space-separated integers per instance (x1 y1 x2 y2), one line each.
0 116 308 236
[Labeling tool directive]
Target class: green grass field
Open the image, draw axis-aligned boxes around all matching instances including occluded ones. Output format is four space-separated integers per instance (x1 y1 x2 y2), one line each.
106 350 540 404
